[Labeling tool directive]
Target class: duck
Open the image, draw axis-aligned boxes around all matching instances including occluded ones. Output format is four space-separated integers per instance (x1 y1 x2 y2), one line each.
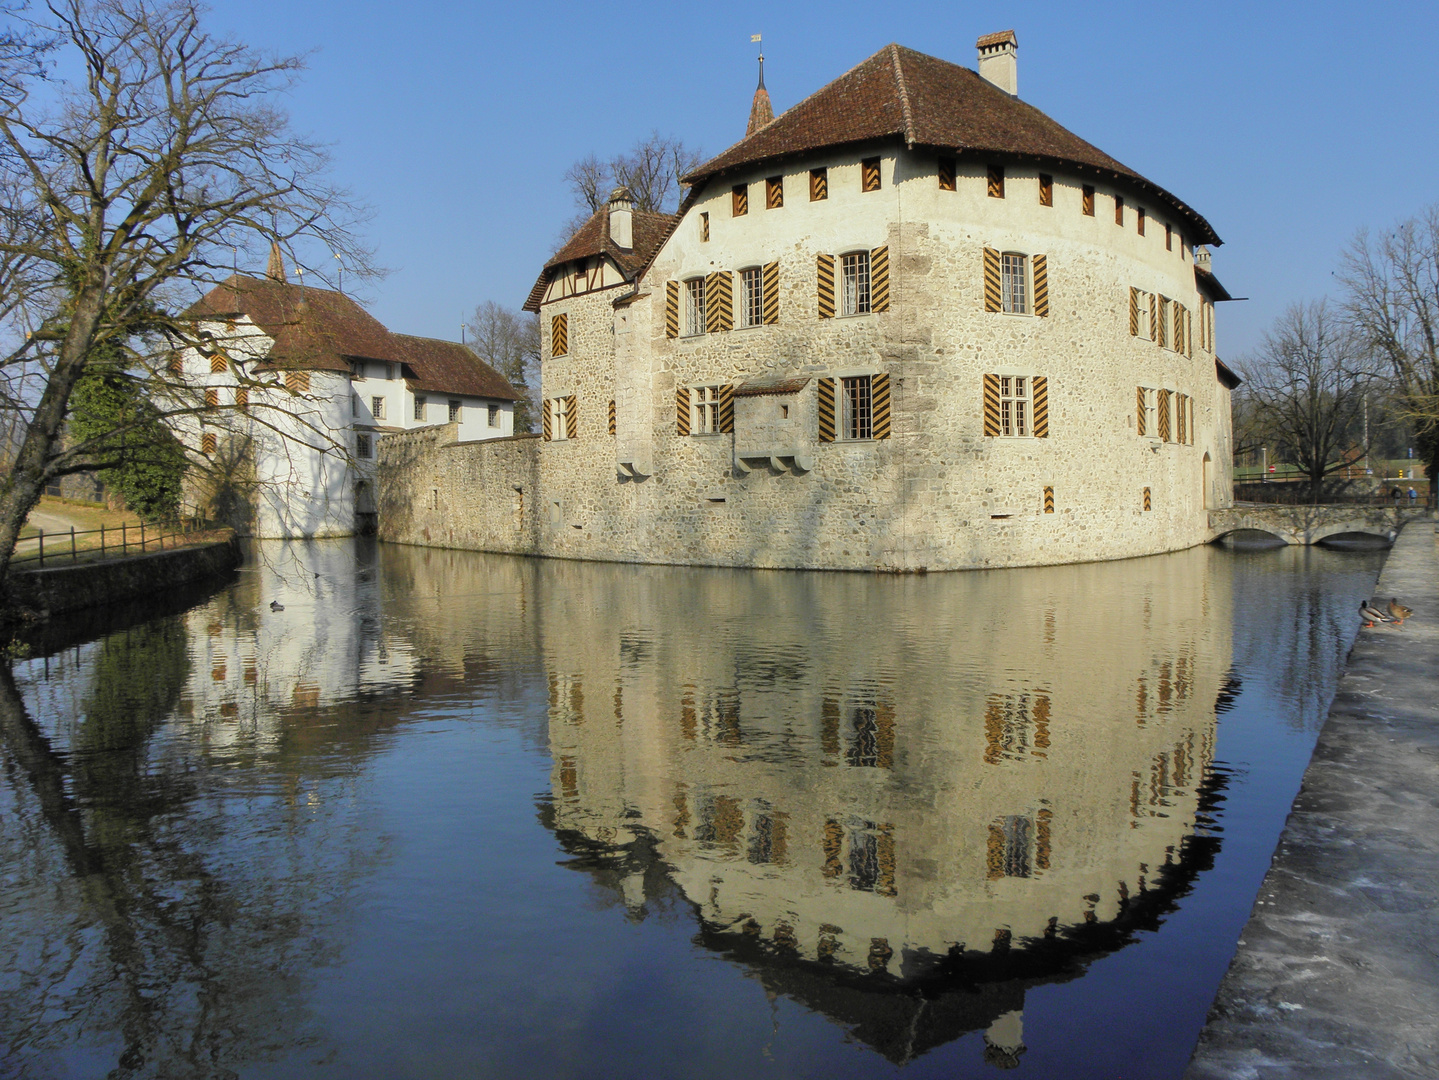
269 600 284 612
1387 597 1414 626
1360 600 1393 628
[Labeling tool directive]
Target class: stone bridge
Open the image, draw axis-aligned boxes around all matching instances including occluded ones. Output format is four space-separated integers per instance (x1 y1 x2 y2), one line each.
1208 503 1432 546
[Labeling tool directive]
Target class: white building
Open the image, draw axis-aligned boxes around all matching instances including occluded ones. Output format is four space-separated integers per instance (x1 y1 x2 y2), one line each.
179 254 520 537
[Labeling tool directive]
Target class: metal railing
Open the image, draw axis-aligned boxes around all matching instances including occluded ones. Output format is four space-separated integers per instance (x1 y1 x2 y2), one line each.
11 520 211 568
1233 482 1436 509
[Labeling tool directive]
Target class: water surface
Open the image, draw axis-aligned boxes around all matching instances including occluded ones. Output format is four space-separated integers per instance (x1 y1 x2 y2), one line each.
0 539 1384 1078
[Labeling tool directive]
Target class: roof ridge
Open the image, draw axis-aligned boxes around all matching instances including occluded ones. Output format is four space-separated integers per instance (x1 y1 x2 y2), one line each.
888 43 917 147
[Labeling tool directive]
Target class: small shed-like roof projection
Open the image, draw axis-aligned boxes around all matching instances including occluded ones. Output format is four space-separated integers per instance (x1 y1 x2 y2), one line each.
524 207 677 312
683 43 1220 248
186 274 519 401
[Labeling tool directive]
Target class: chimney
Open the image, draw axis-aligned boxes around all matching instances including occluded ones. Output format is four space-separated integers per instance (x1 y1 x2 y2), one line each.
607 186 634 251
1194 246 1213 273
976 30 1018 96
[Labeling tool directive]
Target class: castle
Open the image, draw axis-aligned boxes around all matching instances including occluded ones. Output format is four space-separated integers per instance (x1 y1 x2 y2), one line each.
379 32 1238 571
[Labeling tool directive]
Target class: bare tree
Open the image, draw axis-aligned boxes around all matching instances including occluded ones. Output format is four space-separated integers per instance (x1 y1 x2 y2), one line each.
0 0 372 586
1339 205 1439 486
1238 300 1375 502
466 301 539 433
558 132 704 241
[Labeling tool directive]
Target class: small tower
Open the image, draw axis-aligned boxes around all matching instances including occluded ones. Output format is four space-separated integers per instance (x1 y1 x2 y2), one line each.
265 241 287 284
747 53 775 137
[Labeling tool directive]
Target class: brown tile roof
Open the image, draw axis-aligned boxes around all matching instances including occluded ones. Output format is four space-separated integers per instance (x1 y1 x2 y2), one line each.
186 275 518 399
523 207 677 311
975 30 1017 49
1194 264 1233 302
394 334 520 401
683 43 1220 246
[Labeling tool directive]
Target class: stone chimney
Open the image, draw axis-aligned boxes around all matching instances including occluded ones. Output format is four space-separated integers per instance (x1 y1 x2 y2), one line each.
607 186 634 251
747 54 775 137
1194 246 1213 273
976 30 1018 96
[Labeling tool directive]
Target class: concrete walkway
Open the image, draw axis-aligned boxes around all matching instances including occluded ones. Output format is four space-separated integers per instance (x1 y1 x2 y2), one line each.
1186 522 1439 1079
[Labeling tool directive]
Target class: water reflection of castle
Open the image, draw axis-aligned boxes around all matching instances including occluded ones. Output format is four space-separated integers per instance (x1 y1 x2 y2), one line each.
533 551 1233 1064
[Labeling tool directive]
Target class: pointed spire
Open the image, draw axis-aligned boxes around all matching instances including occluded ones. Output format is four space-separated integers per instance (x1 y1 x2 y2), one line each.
747 53 774 137
265 241 287 284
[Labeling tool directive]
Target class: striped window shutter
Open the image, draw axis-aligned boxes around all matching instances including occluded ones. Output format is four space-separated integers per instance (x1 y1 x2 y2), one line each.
1143 487 1152 511
983 248 1001 312
817 377 836 441
1136 386 1147 436
872 373 891 438
210 354 227 373
1158 389 1171 441
938 156 956 191
551 313 568 356
862 157 881 192
1176 393 1187 444
168 353 183 375
817 254 835 318
1149 294 1158 342
235 386 248 410
665 281 679 339
676 387 690 435
987 164 1004 199
983 374 1001 436
542 399 553 441
1044 486 1055 513
870 246 890 312
204 388 218 408
717 271 734 331
1032 376 1049 437
1186 309 1194 358
1129 287 1140 336
1033 255 1049 317
1172 303 1184 354
719 384 735 433
1156 296 1168 348
763 261 779 324
565 395 578 440
608 398 616 436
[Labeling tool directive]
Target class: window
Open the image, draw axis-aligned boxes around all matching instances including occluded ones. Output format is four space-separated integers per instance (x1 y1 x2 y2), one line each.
573 260 586 291
740 267 764 328
201 432 217 456
414 394 426 421
1001 253 1028 314
841 375 873 440
550 312 568 356
987 164 1005 198
1137 207 1146 236
356 433 372 458
352 393 359 417
861 157 881 192
350 359 364 379
810 167 827 201
204 387 218 409
488 402 500 427
1165 223 1173 251
684 277 706 336
692 385 722 433
1082 184 1095 216
998 376 1031 437
372 396 385 420
1139 387 1157 437
235 386 248 411
210 354 227 374
700 212 709 242
732 183 748 216
448 400 461 423
938 156 956 191
549 397 568 440
766 176 783 209
284 370 310 393
1039 173 1053 206
385 363 395 380
1115 195 1125 226
841 251 871 316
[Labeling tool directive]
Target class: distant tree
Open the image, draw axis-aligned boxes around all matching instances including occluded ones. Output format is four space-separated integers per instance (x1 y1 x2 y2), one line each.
559 132 704 239
1339 205 1439 486
1238 301 1376 502
0 0 371 586
466 301 539 434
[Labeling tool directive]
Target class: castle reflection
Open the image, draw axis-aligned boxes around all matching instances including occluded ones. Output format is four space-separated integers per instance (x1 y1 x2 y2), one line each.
531 551 1233 1064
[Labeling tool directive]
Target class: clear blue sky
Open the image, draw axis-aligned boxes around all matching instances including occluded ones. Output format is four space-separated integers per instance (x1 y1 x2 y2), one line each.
203 0 1439 360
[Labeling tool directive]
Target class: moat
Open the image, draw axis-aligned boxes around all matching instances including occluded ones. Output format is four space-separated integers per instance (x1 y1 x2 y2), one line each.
0 539 1385 1079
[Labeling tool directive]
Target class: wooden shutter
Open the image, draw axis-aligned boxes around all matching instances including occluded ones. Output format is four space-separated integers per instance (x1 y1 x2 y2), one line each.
1032 376 1049 437
1115 195 1124 225
565 395 578 440
542 399 552 441
1148 294 1158 342
718 384 735 433
870 246 890 312
766 176 783 209
1157 389 1171 441
1157 297 1169 348
872 373 891 439
1129 287 1140 336
676 387 690 435
1032 255 1049 317
665 281 679 339
551 313 568 356
938 157 956 191
810 168 827 201
201 432 217 456
732 184 748 216
763 261 779 324
817 378 836 442
1176 393 1187 444
1172 303 1184 354
1082 185 1095 216
983 248 1002 312
1137 208 1146 236
983 374 1001 436
862 157 881 192
1136 386 1147 436
1039 173 1053 206
1186 309 1194 358
168 353 183 375
817 254 835 318
210 354 227 373
204 387 218 408
284 370 309 393
987 164 1004 198
706 271 732 332
700 212 709 242
608 398 615 436
1143 487 1151 511
1043 486 1055 513
235 386 248 410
